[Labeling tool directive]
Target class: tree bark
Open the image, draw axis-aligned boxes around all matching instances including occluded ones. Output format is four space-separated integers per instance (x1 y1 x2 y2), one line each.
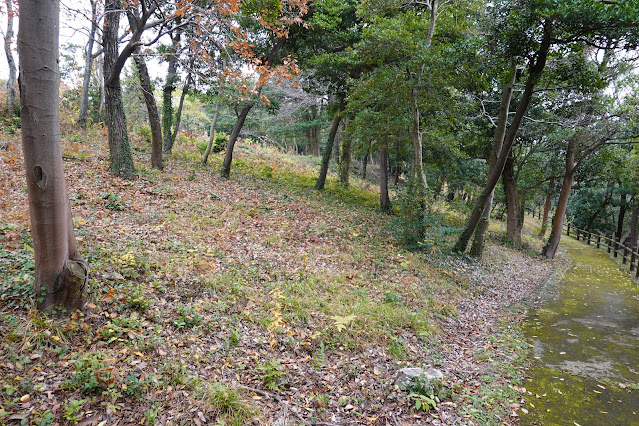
454 20 553 253
615 192 627 241
542 137 576 259
3 0 17 116
314 105 343 190
133 55 163 169
380 144 391 213
361 140 371 180
168 73 192 149
220 37 286 178
503 154 522 245
411 86 428 188
538 179 554 237
104 0 135 179
201 100 221 165
162 24 182 154
630 192 638 251
469 64 517 257
18 0 88 312
77 0 98 129
339 118 352 186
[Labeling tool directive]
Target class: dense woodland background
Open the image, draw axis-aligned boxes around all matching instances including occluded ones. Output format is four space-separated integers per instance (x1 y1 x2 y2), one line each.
1 0 639 424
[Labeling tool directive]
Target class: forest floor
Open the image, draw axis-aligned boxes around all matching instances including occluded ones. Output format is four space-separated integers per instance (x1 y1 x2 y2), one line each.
1 121 564 425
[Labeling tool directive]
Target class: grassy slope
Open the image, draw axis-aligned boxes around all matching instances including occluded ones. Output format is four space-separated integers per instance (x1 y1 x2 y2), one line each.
0 122 558 425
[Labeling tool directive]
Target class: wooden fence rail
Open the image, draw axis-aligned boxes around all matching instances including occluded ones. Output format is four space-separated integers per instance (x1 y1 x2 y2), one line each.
564 222 639 279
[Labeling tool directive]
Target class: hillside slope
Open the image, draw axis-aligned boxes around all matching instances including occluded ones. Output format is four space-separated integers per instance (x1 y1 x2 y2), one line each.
0 125 558 425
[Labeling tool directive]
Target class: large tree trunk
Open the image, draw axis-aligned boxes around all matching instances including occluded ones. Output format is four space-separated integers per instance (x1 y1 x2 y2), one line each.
314 106 343 190
542 137 576 259
454 20 552 253
201 100 222 165
104 0 135 179
4 0 17 116
615 192 627 241
77 0 98 129
470 65 517 257
162 25 182 154
339 118 352 186
18 0 88 312
380 144 391 213
538 179 554 237
503 154 522 246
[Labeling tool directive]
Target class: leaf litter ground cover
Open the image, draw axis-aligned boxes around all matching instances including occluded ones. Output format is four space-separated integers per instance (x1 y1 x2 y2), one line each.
2 124 558 425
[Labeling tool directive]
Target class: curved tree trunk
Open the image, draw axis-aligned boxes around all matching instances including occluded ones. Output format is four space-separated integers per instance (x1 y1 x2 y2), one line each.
77 0 98 129
104 0 135 179
542 137 576 259
221 100 256 179
470 64 517 257
3 0 17 116
314 106 343 190
18 0 88 311
454 20 552 253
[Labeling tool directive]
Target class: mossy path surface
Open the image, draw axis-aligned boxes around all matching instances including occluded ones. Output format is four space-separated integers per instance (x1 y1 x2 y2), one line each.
521 236 639 425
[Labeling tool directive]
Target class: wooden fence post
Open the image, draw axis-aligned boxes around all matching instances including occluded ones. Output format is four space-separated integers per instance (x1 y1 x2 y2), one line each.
567 223 570 236
630 246 636 273
587 232 591 245
608 234 613 254
614 236 619 258
622 244 628 265
597 233 601 249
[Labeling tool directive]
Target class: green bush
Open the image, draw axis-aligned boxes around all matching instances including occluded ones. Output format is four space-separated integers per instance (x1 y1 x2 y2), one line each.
212 132 229 153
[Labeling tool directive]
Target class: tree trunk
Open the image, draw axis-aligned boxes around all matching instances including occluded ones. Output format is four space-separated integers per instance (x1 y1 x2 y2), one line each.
169 74 192 149
503 154 522 246
220 37 286 178
201 100 221 165
18 0 88 312
314 106 343 190
339 118 352 186
162 25 182 154
411 87 428 188
630 192 638 251
538 179 554 237
77 0 97 129
361 140 371 180
454 20 552 253
133 55 163 169
3 0 17 116
380 144 391 213
104 0 135 179
470 64 517 257
307 104 320 156
220 100 254 178
616 192 627 241
542 137 576 259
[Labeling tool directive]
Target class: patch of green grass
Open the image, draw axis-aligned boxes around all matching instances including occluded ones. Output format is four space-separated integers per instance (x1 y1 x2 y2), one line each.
64 352 113 395
204 382 258 425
